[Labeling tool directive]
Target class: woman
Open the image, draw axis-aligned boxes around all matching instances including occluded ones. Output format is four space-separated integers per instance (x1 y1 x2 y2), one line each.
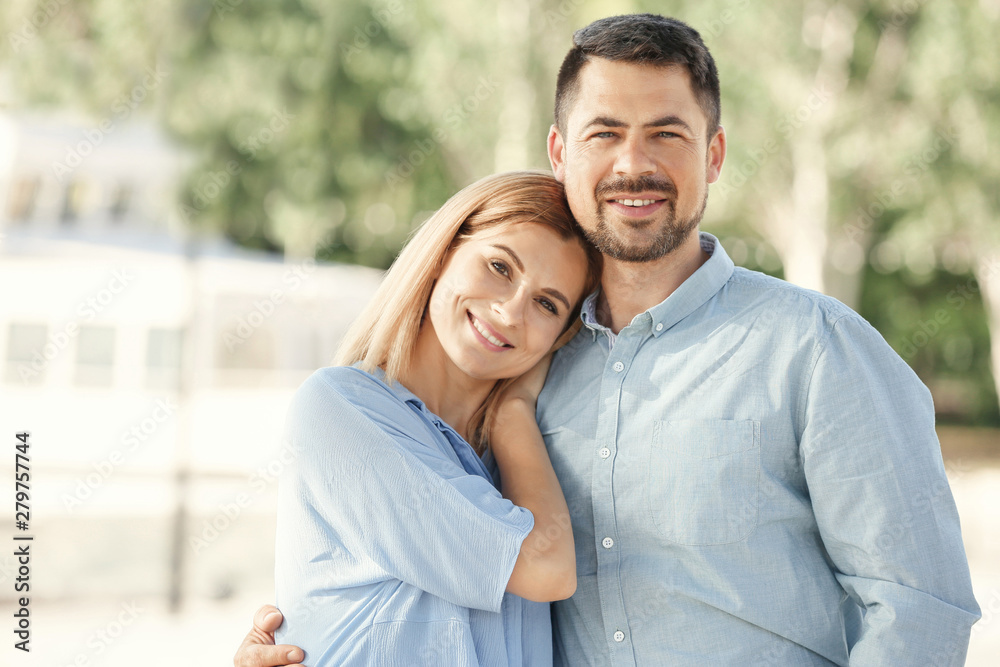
273 171 601 666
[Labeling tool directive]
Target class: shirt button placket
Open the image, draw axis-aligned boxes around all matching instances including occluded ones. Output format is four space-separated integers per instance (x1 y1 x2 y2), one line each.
595 335 641 666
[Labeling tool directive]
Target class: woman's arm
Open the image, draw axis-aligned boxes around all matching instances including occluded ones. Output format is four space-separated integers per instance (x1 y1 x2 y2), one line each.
281 367 538 613
492 359 577 602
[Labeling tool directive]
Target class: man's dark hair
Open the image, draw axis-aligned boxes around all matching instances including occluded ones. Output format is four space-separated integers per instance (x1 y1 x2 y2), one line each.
554 14 720 140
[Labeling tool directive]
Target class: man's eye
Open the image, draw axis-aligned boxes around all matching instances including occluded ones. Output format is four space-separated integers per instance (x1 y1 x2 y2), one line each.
491 260 510 276
658 131 680 138
594 131 615 138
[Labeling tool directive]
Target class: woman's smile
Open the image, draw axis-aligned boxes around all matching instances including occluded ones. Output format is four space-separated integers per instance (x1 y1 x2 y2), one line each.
468 311 514 350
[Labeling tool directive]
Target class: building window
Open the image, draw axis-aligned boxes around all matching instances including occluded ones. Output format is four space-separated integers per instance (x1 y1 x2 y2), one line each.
6 177 40 222
75 326 116 387
5 323 48 385
146 328 183 390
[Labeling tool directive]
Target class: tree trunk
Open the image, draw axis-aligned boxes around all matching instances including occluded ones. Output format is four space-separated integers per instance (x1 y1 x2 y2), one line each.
774 132 829 294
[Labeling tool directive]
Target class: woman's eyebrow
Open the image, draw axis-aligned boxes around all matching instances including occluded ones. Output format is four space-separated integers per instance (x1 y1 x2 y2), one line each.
491 244 524 271
542 288 571 311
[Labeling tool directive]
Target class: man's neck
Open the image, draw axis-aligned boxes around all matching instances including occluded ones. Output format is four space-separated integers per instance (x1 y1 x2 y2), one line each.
596 231 710 334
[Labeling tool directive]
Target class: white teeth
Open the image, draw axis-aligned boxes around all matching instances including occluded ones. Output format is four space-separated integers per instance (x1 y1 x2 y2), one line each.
617 199 656 207
472 316 509 347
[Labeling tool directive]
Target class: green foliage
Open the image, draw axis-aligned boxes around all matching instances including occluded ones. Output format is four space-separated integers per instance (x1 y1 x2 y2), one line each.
862 261 1000 426
166 0 457 264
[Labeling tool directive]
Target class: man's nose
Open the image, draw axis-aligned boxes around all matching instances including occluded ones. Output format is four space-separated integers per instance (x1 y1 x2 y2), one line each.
613 135 656 176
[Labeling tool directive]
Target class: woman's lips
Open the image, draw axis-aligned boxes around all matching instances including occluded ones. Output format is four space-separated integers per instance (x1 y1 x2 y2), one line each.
468 312 512 350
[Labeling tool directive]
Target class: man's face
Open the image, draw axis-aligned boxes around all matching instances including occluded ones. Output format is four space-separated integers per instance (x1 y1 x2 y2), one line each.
548 58 726 263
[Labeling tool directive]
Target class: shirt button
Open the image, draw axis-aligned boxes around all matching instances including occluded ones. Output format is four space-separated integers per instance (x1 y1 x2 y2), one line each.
612 361 624 372
602 537 614 549
655 323 664 331
614 630 625 642
599 447 611 459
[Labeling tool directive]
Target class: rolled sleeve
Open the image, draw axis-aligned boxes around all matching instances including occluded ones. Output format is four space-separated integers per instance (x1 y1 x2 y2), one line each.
800 314 981 665
283 369 534 613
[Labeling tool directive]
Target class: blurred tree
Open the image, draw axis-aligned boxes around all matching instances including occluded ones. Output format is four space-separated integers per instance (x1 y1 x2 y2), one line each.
887 0 1000 424
165 0 460 265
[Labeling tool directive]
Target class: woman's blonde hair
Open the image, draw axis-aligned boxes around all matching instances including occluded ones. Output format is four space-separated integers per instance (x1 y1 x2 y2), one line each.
335 170 601 452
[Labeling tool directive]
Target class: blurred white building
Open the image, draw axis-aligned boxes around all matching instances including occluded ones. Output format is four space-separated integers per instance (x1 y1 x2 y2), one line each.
0 112 382 604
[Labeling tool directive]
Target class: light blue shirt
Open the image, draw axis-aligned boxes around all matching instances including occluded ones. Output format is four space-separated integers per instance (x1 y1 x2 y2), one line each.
275 366 553 666
538 232 980 666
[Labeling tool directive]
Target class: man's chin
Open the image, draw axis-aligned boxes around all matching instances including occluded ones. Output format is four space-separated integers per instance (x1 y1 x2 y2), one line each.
593 236 671 263
591 223 700 263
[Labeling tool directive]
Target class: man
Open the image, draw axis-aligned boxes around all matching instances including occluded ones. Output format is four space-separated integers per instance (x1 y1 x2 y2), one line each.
236 14 980 666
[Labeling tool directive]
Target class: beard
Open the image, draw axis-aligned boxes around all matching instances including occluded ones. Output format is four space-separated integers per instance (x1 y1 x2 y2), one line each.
586 175 708 263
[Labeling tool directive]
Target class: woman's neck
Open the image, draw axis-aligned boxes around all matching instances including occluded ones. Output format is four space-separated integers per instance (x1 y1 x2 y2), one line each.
397 319 496 444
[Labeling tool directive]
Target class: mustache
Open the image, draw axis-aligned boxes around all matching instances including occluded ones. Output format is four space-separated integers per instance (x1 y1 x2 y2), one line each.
595 175 677 198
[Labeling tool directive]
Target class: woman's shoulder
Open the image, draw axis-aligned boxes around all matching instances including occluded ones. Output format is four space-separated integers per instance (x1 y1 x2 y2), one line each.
290 366 427 438
294 366 401 412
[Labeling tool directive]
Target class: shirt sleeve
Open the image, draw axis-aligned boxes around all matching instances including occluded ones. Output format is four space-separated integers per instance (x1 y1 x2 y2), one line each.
800 314 981 665
281 368 534 613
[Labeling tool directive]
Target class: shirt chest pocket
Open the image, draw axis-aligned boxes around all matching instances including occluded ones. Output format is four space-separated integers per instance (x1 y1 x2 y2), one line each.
647 419 760 546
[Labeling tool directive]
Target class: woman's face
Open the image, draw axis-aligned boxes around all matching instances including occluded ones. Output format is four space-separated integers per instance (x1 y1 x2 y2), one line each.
426 222 589 381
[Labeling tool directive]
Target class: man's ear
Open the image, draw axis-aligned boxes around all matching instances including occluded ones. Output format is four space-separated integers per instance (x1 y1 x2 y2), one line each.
547 124 567 183
706 125 727 184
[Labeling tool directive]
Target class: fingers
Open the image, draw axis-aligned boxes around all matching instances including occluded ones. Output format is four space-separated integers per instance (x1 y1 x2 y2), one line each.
233 605 304 667
234 643 304 667
253 604 283 634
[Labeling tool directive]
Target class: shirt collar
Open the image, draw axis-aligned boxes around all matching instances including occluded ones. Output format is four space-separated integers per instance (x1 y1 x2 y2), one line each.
579 232 735 338
366 365 425 410
364 366 452 433
364 364 491 475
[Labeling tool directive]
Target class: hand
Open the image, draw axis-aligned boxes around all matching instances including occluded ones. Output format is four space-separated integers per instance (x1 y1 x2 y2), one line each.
233 605 304 667
504 353 553 406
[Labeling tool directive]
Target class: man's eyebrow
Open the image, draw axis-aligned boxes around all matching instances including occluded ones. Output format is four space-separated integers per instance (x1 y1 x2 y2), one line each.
492 244 571 311
581 115 694 134
581 116 627 131
646 115 694 133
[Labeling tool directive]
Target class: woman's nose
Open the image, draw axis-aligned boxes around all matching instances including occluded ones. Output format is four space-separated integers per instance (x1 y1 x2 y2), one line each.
492 286 529 326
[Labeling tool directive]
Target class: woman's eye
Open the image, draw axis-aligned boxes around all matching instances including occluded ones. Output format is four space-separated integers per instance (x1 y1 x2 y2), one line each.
490 260 510 276
539 298 558 315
